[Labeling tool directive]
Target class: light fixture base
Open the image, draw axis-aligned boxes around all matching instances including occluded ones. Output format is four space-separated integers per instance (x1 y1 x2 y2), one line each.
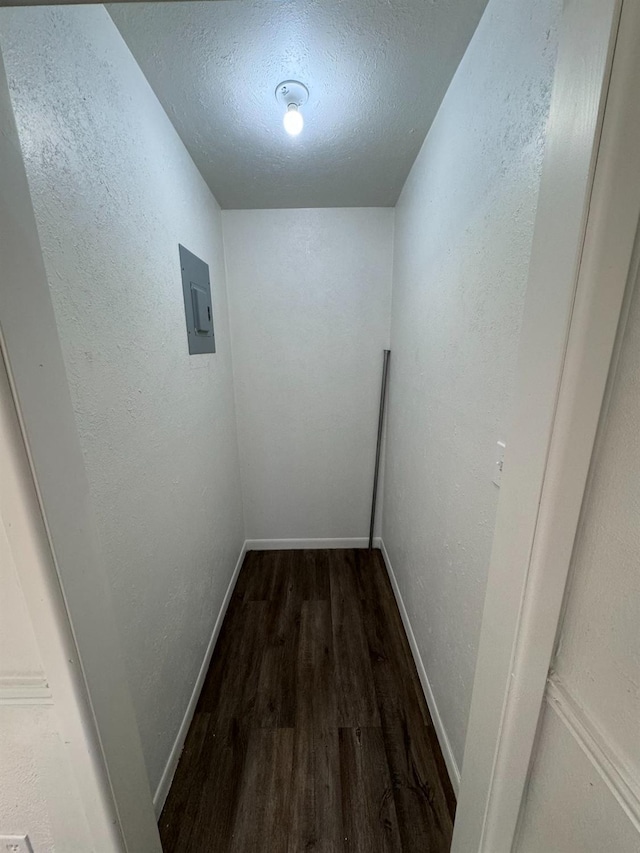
275 80 309 109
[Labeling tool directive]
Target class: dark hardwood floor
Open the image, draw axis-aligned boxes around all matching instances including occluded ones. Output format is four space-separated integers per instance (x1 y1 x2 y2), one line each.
159 548 456 852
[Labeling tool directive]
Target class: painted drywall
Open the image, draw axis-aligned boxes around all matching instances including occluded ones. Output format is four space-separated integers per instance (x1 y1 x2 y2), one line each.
0 522 78 851
223 208 393 540
0 33 158 847
516 702 639 852
381 0 561 771
0 5 244 796
516 246 640 850
0 352 118 853
109 0 488 209
1 706 95 851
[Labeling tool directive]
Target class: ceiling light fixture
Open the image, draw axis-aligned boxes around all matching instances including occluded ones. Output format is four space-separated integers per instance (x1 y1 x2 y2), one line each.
275 80 309 137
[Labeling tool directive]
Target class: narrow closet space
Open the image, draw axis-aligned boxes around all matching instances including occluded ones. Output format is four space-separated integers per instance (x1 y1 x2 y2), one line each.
0 0 565 850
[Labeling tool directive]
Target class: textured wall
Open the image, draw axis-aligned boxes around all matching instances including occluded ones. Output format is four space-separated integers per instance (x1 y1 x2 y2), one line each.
382 0 561 771
223 208 393 540
516 251 640 851
1 705 94 851
0 5 245 795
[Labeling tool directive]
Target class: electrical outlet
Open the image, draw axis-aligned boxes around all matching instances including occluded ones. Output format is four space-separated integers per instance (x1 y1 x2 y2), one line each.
0 836 33 853
492 440 506 487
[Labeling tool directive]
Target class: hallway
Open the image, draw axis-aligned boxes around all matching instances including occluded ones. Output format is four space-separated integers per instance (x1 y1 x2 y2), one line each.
159 549 456 852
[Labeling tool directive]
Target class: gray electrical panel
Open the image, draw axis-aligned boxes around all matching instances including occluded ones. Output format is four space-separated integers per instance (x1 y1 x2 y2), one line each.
179 244 216 355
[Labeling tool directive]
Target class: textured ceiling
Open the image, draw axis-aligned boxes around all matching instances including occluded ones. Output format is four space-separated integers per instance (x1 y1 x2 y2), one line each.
109 0 487 209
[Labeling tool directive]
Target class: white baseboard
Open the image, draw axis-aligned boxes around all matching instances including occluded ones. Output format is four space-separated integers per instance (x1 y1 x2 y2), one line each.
152 539 248 817
245 537 381 551
379 539 461 794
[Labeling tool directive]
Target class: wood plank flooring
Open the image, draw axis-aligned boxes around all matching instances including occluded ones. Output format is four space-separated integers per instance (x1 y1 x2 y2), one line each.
159 549 456 852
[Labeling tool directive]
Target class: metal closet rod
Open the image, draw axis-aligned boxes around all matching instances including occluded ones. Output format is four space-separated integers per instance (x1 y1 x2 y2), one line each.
369 349 390 550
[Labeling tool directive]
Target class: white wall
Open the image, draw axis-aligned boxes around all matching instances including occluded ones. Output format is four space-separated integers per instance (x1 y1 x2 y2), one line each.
516 244 640 851
0 5 245 798
1 703 94 852
223 208 393 541
0 341 126 850
381 0 561 773
0 516 93 852
0 520 95 852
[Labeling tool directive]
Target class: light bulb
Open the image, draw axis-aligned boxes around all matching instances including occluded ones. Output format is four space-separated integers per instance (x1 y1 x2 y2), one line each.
283 103 304 136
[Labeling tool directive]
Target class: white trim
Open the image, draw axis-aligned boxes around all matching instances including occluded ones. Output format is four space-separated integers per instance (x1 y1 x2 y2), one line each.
545 676 640 833
452 1 640 849
152 540 247 817
378 539 460 793
245 537 381 551
0 675 53 706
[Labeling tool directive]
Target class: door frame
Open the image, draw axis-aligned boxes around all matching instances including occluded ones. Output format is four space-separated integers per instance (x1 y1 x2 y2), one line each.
452 0 640 848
